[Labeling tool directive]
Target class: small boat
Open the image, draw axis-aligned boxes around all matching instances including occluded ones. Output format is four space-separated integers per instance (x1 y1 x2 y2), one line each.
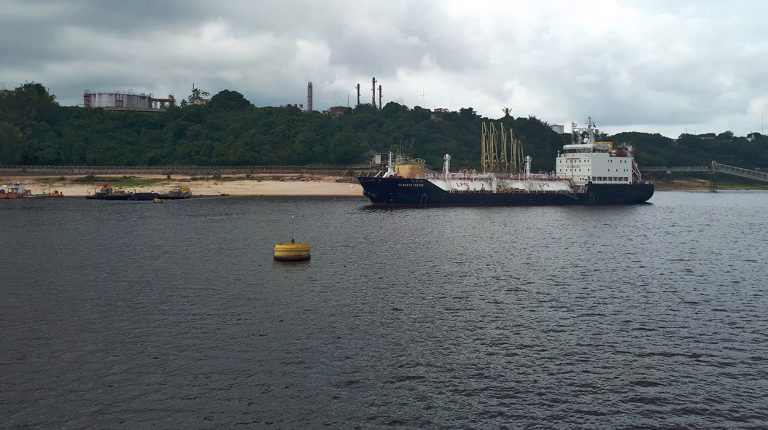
130 192 158 201
86 185 158 201
0 182 31 199
159 185 191 199
28 190 64 198
274 239 311 261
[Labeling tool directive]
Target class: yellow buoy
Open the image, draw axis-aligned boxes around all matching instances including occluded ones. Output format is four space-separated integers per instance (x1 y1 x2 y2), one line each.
274 239 311 261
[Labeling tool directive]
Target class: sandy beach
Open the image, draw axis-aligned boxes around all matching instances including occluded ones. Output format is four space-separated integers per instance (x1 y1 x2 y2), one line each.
3 174 364 197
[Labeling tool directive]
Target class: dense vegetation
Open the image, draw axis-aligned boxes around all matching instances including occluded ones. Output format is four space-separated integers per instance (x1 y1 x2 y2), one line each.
613 131 768 168
2 82 768 171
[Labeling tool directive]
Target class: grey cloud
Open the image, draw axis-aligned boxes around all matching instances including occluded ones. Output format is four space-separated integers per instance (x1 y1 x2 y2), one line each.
3 0 768 136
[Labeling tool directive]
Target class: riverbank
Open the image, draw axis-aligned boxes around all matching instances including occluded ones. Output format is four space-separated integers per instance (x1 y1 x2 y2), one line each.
4 174 767 197
2 174 364 197
652 178 768 191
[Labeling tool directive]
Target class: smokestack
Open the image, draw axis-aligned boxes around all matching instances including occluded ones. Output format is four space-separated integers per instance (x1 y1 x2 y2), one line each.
378 84 382 110
372 77 377 108
307 82 313 112
356 83 360 107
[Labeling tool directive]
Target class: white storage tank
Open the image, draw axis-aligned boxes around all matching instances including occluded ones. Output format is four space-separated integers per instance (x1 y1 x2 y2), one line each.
83 91 154 110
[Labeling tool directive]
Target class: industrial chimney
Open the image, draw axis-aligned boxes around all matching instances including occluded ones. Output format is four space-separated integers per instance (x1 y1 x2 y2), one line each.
372 77 377 109
356 83 361 107
378 84 382 110
307 82 313 112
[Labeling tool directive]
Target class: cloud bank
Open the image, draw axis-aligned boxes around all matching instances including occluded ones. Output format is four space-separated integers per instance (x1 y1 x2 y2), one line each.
2 0 768 137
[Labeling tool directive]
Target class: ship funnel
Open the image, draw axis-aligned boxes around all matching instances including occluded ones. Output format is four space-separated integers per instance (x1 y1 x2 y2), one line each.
443 154 451 178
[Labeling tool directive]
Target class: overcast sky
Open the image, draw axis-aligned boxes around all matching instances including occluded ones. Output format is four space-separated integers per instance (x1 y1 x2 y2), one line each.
2 0 768 137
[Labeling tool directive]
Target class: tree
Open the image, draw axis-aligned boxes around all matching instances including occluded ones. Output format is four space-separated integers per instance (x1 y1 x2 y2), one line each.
717 131 734 140
208 90 252 111
0 82 58 124
187 84 210 105
0 122 26 164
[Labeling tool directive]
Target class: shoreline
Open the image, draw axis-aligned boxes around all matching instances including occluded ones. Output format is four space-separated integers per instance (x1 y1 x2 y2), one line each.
2 174 364 197
3 174 767 198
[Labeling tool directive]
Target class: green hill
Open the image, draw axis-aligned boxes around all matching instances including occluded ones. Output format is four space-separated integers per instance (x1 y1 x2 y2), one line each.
3 82 768 170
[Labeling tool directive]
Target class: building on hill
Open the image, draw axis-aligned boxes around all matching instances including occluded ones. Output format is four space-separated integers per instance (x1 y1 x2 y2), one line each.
430 108 449 120
83 90 175 112
747 132 763 142
188 97 207 106
550 124 565 134
326 106 350 117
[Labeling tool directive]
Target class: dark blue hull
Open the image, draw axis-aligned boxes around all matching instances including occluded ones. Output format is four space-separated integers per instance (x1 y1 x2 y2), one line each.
86 192 159 201
358 177 654 206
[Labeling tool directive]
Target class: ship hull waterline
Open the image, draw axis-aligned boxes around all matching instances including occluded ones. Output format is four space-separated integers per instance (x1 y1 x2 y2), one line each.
358 177 654 207
86 192 159 201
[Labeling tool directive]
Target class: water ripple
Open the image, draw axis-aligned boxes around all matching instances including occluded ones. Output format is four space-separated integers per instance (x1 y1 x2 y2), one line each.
1 193 768 428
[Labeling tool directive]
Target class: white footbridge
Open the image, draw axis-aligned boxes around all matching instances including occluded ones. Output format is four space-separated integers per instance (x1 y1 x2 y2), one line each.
641 162 768 183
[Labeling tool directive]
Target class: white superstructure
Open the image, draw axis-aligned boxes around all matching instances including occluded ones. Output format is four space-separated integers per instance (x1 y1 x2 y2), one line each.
379 118 641 194
556 118 639 185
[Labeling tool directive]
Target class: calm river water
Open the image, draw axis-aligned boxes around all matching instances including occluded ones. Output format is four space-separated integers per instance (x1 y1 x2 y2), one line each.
1 192 767 428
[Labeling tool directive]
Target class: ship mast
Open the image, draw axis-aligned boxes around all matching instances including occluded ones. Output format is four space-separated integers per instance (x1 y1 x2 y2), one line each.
482 122 524 174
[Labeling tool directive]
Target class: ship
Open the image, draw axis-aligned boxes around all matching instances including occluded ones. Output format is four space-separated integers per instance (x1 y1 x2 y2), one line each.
358 119 654 206
0 182 31 199
86 185 158 201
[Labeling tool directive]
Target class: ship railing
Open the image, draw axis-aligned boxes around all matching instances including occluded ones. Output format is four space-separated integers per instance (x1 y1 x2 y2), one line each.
449 188 577 195
424 171 568 181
